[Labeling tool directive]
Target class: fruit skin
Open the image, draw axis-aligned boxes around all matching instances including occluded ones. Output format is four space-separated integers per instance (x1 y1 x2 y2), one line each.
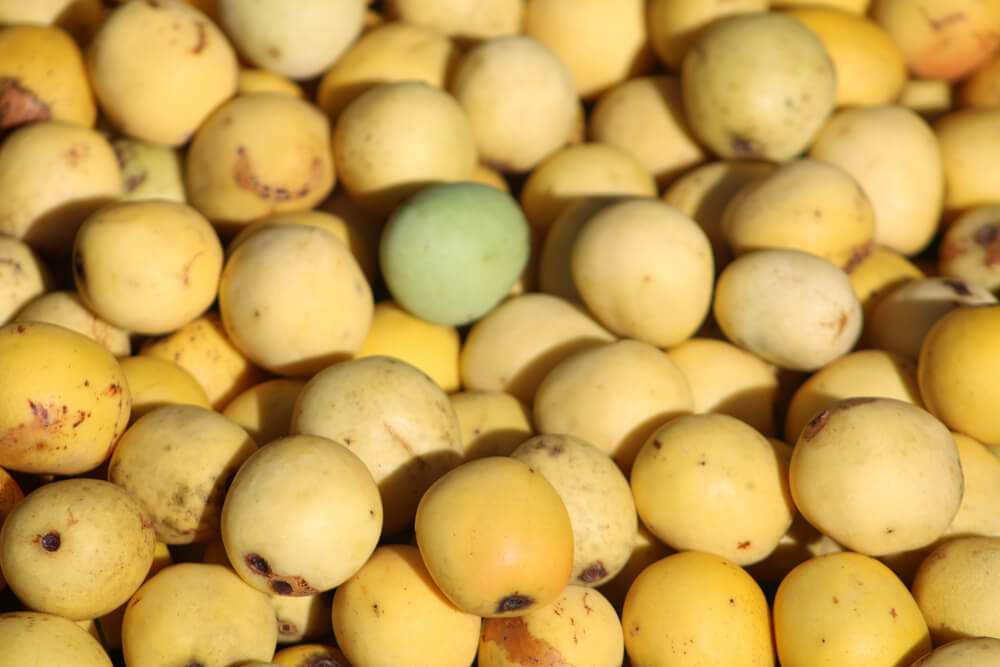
0 611 112 667
415 456 575 618
380 181 531 327
681 11 836 161
14 291 130 358
911 637 1000 666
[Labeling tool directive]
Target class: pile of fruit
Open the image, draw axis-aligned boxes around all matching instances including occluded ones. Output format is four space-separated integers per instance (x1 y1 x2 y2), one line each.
3 0 1000 665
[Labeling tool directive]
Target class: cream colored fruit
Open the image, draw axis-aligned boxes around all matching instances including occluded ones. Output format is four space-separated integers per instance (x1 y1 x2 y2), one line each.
449 35 577 173
87 0 237 146
511 434 637 587
382 0 521 42
73 200 224 335
0 321 131 475
912 536 1000 644
333 81 478 220
681 12 836 161
632 414 794 565
936 108 1000 217
0 611 112 667
121 562 277 666
918 304 1000 443
872 0 1000 82
111 137 187 203
316 21 458 121
662 159 775 273
868 277 997 360
846 245 924 323
773 552 931 667
622 551 773 666
141 311 265 410
355 300 460 393
449 390 533 459
291 355 462 537
572 198 713 347
218 224 372 376
714 248 863 371
109 404 257 544
522 0 653 99
790 397 963 556
237 68 303 98
722 158 875 269
912 637 1000 666
532 339 694 472
221 378 305 446
943 432 1000 537
0 120 120 257
0 24 95 129
0 236 53 326
222 434 382 595
186 93 336 234
783 349 923 443
117 355 211 422
589 75 707 188
810 105 943 257
216 0 365 80
479 585 624 667
519 142 657 233
459 292 615 403
646 0 768 71
666 337 779 436
415 456 574 617
783 7 906 107
0 478 155 620
332 545 481 667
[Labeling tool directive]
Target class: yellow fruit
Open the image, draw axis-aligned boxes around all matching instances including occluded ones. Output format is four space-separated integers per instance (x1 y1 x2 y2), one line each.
117 355 212 422
0 611 112 666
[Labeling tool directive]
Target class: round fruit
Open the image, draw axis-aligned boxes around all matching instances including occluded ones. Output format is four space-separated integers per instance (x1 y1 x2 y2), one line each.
14 291 130 358
0 611 112 666
912 637 1000 666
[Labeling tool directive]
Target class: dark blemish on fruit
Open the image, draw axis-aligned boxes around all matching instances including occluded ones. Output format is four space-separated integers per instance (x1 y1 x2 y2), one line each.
842 242 873 274
0 257 24 273
548 444 563 456
15 324 24 334
886 527 895 534
737 540 751 550
698 459 706 466
924 9 966 32
729 598 736 606
73 252 85 283
278 620 297 635
384 421 416 458
973 225 998 245
39 531 60 552
372 603 381 617
306 658 344 667
72 411 88 428
103 383 122 397
182 663 204 667
83 380 89 387
233 146 323 202
63 143 88 167
0 77 51 130
801 398 877 440
145 0 162 7
192 21 207 53
271 580 293 595
821 638 827 644
730 134 759 156
28 400 52 427
943 279 973 297
495 593 535 614
481 616 568 664
124 172 147 192
890 608 898 619
632 623 640 635
246 553 271 575
578 561 607 583
652 439 662 450
833 596 839 604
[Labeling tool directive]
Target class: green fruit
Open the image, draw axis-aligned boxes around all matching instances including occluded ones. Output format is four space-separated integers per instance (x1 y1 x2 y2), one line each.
379 181 531 326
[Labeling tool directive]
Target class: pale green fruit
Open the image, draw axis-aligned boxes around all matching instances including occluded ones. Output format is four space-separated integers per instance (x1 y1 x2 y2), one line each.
111 137 186 203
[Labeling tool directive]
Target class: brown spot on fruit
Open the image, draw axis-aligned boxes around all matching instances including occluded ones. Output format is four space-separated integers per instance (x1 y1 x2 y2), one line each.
495 593 536 614
890 607 898 619
737 540 751 550
578 561 607 583
842 242 873 274
481 616 571 666
652 439 662 450
124 172 147 192
973 225 998 245
0 77 51 130
943 279 974 296
232 146 324 202
801 398 877 441
192 21 207 53
730 134 759 156
246 553 271 575
278 619 297 635
39 531 60 552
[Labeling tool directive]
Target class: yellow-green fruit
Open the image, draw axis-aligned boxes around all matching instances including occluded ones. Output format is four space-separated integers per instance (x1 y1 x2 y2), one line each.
216 0 365 80
632 414 794 565
533 339 694 472
935 108 1000 217
117 355 211 422
221 378 305 446
918 304 1000 443
332 81 478 220
479 585 624 667
681 12 835 161
415 456 574 617
87 0 237 146
713 248 863 372
382 0 522 42
449 390 534 460
14 291 130 358
272 643 350 667
0 119 121 257
449 34 577 173
0 24 95 129
332 545 481 667
939 205 1000 293
218 224 373 376
111 137 186 203
108 404 257 544
912 536 1000 644
73 199 223 335
912 637 1000 666
790 397 963 556
721 158 875 269
0 611 112 667
783 349 923 444
221 434 383 595
291 355 462 537
511 434 637 587
0 478 155 620
588 75 707 187
646 0 767 71
121 562 278 666
0 236 53 326
774 552 931 667
0 321 131 475
571 197 714 348
186 92 336 234
666 337 779 437
622 551 774 666
810 105 943 257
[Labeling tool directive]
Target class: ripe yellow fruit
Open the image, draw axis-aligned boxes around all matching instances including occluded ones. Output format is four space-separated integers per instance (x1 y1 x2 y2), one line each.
0 611 112 666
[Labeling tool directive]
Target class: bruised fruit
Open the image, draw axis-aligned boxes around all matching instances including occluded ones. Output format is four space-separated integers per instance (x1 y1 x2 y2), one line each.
415 456 574 617
939 204 1000 293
